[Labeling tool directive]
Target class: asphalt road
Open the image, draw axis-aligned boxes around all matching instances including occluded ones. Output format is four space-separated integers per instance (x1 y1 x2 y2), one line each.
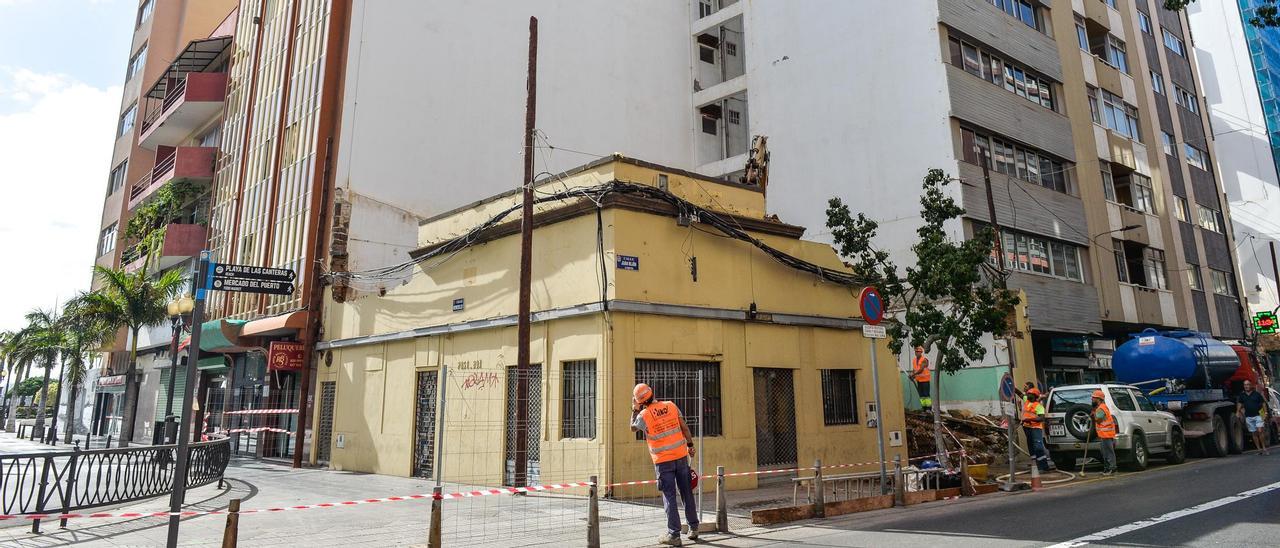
710 448 1280 547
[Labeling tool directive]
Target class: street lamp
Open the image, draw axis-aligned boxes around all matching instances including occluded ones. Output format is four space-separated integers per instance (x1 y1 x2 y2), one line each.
163 295 194 444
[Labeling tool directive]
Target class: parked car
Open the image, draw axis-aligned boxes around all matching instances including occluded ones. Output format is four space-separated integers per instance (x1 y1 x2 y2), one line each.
1043 383 1186 471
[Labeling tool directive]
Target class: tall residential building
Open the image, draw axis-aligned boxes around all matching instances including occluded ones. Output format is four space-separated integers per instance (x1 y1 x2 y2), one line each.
1187 0 1280 321
85 0 237 445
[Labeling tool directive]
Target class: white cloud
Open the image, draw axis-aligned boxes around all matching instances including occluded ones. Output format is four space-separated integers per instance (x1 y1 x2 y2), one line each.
0 68 120 331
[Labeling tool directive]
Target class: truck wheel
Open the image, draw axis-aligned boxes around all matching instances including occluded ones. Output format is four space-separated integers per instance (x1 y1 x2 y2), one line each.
1165 430 1186 464
1125 434 1149 471
1202 415 1229 458
1228 414 1245 455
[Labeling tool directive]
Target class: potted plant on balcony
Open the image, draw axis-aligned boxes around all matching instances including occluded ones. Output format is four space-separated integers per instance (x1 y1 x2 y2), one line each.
125 180 204 269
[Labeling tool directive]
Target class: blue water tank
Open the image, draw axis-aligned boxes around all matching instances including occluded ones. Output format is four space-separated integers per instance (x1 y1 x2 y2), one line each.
1112 329 1240 390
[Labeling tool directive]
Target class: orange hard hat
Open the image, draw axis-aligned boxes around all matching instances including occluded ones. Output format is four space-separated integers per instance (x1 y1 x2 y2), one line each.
1092 389 1105 399
633 383 653 404
1027 388 1041 396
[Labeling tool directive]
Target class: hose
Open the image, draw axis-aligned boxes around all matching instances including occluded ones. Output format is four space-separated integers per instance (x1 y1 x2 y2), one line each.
995 469 1076 484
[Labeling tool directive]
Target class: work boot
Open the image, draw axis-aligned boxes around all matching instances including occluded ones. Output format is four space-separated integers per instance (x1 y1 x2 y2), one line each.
1102 469 1114 476
659 532 683 546
688 527 700 541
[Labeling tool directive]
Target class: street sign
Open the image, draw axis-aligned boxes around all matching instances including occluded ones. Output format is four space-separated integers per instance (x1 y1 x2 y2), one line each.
862 324 887 339
859 286 884 325
207 263 297 296
998 372 1015 402
1254 311 1278 335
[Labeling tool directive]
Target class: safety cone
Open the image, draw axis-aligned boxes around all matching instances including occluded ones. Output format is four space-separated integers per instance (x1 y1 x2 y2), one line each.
1030 464 1042 491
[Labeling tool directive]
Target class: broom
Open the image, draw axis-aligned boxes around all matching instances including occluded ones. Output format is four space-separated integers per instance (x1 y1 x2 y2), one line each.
1079 412 1093 478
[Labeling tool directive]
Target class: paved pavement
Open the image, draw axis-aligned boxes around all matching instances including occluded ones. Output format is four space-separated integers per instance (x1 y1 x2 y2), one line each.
2 430 1279 546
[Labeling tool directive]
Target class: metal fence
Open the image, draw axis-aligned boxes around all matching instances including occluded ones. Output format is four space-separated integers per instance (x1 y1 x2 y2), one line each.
0 435 231 532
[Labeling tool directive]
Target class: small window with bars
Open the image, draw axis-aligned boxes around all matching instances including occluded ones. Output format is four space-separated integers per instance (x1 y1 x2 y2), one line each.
820 369 858 426
561 360 596 439
635 359 722 437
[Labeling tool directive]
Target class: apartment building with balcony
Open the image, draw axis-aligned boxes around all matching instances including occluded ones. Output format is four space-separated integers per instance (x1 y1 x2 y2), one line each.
85 0 237 445
1187 0 1280 323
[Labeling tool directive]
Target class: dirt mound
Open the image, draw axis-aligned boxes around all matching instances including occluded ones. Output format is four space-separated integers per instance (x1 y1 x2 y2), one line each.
906 410 1011 467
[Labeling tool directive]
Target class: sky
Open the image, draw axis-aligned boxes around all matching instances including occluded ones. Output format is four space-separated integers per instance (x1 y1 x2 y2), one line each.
0 0 134 332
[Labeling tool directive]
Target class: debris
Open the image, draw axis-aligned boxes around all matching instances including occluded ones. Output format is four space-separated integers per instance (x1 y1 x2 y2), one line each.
906 410 1012 469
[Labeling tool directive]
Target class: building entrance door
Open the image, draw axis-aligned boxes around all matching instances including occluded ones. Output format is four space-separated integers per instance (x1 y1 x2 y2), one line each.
412 372 438 478
504 366 541 486
753 368 798 469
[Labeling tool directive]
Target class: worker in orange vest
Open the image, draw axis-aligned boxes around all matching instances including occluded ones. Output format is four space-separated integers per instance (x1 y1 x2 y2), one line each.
1022 388 1051 472
631 383 699 546
910 346 932 411
1092 389 1118 475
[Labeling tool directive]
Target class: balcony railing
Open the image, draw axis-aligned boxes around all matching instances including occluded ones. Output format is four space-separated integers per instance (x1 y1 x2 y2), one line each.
128 147 216 209
137 72 228 149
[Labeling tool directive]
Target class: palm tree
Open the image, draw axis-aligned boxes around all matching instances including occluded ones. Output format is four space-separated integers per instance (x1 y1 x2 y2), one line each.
0 331 19 431
12 308 64 441
54 294 115 444
84 265 185 447
3 330 32 432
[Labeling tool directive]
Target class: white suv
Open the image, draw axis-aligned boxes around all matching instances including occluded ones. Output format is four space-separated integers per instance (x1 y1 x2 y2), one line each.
1043 384 1186 471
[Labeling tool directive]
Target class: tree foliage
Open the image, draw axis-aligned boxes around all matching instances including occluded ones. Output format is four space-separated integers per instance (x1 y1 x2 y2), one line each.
1165 0 1280 27
124 180 203 265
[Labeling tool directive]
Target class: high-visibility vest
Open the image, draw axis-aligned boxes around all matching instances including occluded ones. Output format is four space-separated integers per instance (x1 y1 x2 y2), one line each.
640 401 690 464
1022 400 1045 429
1094 402 1117 439
912 355 932 383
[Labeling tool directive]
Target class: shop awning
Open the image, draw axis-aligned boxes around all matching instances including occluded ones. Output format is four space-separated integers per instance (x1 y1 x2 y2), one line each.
197 355 230 373
144 36 233 100
179 319 250 352
240 310 308 338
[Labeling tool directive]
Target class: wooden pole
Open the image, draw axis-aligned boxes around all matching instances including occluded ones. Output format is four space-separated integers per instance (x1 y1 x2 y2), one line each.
514 15 538 488
221 498 241 548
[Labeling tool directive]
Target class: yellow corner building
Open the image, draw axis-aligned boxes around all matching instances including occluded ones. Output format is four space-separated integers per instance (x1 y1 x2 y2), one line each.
312 156 907 493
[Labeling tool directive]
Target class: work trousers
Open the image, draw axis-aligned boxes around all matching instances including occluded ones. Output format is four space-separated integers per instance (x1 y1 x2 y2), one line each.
915 381 932 409
1024 426 1051 471
655 456 699 537
1099 438 1116 471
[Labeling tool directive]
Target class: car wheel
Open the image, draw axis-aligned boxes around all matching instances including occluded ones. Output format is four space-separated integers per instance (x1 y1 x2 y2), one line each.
1228 414 1245 455
1063 404 1094 441
1125 434 1149 471
1270 422 1280 446
1202 415 1229 458
1165 429 1186 464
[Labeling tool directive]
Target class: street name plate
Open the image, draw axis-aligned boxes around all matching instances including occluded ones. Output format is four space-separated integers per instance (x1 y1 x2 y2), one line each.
208 263 297 295
862 324 887 339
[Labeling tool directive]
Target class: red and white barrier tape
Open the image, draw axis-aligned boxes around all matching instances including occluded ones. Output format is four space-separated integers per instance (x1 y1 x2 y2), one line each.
223 408 298 415
0 481 596 521
606 450 968 488
223 427 295 436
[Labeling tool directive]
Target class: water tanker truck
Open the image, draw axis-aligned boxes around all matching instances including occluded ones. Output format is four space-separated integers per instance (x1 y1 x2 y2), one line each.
1112 329 1269 457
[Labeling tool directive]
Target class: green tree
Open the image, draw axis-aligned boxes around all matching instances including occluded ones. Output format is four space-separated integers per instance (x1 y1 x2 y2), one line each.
1164 1 1280 27
0 330 20 431
11 308 66 440
51 294 116 443
84 265 186 447
826 169 1019 467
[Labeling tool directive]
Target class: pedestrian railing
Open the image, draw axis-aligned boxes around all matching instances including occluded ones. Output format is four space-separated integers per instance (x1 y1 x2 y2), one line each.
0 435 231 532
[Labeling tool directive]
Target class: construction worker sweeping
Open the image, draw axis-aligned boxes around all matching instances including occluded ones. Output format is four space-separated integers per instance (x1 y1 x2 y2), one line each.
910 346 932 411
1092 389 1118 475
631 383 699 546
1022 388 1051 473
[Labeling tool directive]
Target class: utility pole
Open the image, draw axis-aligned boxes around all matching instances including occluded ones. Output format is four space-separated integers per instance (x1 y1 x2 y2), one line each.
513 16 538 488
978 149 1021 490
167 251 210 547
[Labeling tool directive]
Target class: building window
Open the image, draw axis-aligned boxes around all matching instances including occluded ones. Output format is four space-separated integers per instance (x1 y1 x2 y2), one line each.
106 160 128 197
1112 172 1156 214
98 223 118 257
635 359 722 437
1145 249 1169 290
136 0 154 29
996 229 1084 282
1210 269 1236 296
698 45 715 64
117 104 137 138
727 109 741 125
987 0 1041 31
725 42 737 57
1105 35 1129 73
125 43 147 81
698 0 714 18
1175 196 1190 222
1184 144 1209 170
1113 238 1130 283
561 360 596 439
1105 0 1118 8
1101 165 1117 201
820 370 858 426
1197 205 1224 232
1139 11 1152 34
1151 71 1164 94
1164 29 1187 57
961 127 1069 193
1162 132 1176 156
1174 86 1199 114
701 116 717 135
1076 15 1089 51
1098 89 1140 140
1187 264 1203 291
1088 86 1102 124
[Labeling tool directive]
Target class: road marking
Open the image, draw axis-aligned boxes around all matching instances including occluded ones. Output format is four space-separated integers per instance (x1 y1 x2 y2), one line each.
1045 480 1280 547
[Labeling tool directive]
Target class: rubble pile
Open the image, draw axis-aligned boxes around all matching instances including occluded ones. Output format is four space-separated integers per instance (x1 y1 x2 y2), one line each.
906 409 1011 467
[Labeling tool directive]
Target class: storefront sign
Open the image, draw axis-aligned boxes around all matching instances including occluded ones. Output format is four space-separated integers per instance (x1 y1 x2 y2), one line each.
268 341 306 371
97 375 127 387
1254 311 1278 335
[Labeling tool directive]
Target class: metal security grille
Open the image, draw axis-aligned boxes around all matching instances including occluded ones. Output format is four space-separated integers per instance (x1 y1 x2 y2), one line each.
635 360 721 436
561 360 596 439
316 382 335 463
820 369 858 426
412 371 438 478
753 368 798 468
504 366 542 486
